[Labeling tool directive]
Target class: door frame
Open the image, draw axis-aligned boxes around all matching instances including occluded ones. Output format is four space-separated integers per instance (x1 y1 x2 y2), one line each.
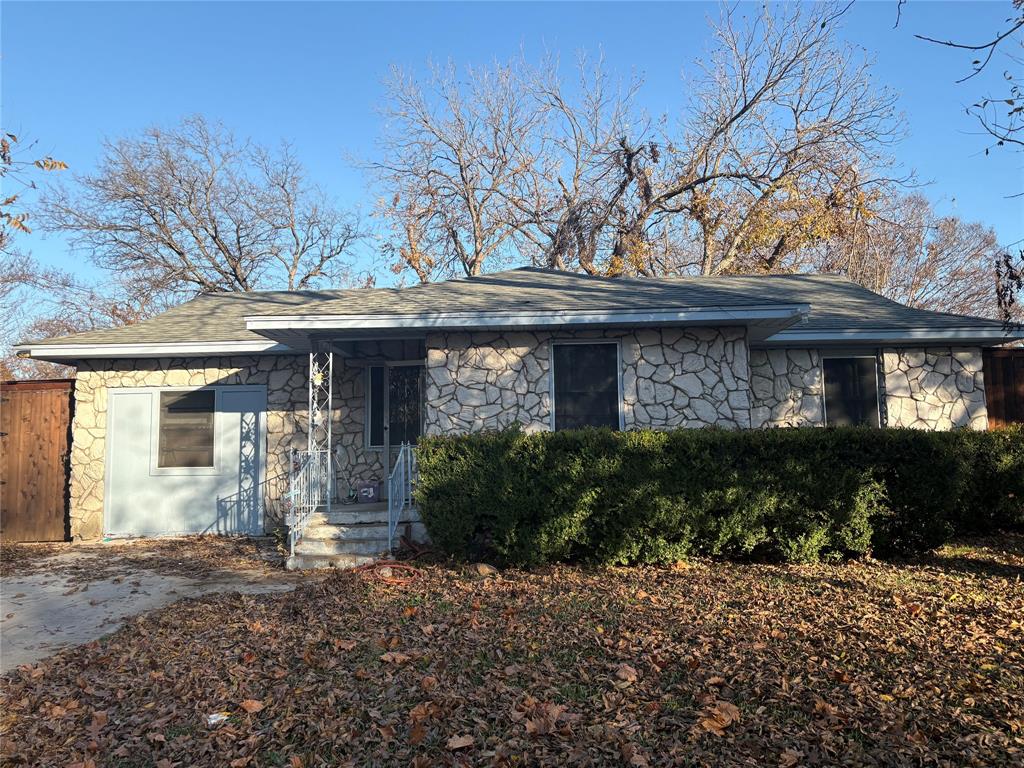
364 360 425 489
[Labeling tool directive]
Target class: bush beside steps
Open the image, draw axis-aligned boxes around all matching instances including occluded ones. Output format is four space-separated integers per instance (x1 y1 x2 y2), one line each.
414 425 1024 568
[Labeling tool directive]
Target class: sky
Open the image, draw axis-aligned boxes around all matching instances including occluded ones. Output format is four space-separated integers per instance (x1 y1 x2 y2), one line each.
3 0 1023 287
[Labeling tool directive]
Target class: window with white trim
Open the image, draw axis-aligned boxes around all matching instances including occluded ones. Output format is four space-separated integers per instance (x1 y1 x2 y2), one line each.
157 390 216 467
552 342 621 430
823 357 880 427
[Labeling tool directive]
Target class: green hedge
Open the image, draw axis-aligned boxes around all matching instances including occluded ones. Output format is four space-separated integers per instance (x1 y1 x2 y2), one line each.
414 426 1024 567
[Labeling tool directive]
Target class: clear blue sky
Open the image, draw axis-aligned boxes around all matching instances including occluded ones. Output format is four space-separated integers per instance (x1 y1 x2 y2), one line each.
3 1 1023 285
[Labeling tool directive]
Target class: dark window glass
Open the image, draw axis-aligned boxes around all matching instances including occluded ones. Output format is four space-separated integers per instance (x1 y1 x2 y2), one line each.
553 343 620 431
368 366 384 447
368 365 423 447
158 390 215 467
389 365 422 445
823 357 880 427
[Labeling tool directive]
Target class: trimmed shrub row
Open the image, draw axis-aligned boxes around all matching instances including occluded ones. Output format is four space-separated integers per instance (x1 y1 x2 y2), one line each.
414 426 1024 567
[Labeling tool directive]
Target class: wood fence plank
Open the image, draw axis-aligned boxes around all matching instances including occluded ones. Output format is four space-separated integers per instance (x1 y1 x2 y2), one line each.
0 380 73 542
983 350 1024 429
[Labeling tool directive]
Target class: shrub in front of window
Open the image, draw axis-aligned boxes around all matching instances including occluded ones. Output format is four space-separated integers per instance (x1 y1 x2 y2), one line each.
414 426 1024 567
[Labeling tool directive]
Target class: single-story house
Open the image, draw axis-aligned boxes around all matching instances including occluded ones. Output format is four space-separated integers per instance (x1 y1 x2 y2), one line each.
16 267 1023 567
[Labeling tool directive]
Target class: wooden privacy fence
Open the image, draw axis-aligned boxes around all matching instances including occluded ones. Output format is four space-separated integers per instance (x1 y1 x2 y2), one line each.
984 349 1024 428
0 379 74 542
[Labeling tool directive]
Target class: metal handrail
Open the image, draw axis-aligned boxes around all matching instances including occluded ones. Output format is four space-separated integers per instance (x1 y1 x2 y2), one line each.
387 442 414 552
284 448 331 556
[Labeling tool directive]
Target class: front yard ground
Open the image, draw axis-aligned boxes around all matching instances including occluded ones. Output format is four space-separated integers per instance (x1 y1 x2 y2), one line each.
1 536 1022 767
0 537 304 672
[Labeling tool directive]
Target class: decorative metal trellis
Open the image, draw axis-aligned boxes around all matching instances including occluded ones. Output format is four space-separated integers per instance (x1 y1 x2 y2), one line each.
308 346 333 455
307 344 333 513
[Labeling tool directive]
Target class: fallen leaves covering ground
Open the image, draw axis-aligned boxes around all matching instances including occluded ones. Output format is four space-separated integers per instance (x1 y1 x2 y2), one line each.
0 536 282 581
2 537 1023 767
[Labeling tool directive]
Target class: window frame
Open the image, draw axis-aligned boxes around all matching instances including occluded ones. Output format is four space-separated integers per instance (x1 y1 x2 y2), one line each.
149 386 221 476
820 352 882 428
548 339 625 432
364 361 426 450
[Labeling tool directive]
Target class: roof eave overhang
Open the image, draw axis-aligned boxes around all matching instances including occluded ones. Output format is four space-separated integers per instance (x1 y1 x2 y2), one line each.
755 326 1024 348
244 304 812 344
14 340 296 363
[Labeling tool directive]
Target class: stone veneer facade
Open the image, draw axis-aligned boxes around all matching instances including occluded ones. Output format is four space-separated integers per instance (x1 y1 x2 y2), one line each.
747 345 988 430
749 348 824 428
882 347 987 430
68 354 385 540
423 327 752 433
66 337 988 540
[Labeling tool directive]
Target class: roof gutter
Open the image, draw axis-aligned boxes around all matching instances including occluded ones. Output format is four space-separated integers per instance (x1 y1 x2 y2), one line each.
243 304 812 332
756 326 1024 347
14 339 295 362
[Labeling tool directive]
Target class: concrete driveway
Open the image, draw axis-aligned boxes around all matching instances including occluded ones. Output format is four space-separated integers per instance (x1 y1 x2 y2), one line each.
1 542 308 672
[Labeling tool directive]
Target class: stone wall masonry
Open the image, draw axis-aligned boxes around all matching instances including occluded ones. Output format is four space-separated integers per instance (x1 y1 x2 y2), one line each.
69 355 381 540
749 348 824 428
68 340 988 540
333 360 385 495
882 347 987 430
423 326 752 435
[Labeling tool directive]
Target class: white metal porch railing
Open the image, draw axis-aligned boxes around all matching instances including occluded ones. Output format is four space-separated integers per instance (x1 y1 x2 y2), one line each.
387 442 416 552
284 448 331 556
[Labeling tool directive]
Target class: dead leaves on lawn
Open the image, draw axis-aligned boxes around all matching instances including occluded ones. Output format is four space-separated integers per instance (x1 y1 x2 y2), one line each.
698 700 741 737
238 699 264 714
1 536 281 581
2 536 1024 766
511 696 574 737
445 733 474 751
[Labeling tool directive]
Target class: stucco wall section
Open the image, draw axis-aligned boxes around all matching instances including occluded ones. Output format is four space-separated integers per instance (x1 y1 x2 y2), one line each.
749 348 824 428
69 355 380 540
881 347 987 430
423 326 751 435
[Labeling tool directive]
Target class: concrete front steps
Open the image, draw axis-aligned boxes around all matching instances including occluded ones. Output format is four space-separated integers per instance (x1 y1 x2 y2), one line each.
285 501 428 570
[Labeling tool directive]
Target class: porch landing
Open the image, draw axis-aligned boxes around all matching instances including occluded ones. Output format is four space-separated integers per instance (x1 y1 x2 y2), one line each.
285 502 427 570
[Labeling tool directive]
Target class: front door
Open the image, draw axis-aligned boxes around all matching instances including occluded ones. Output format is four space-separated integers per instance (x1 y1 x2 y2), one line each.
367 363 424 492
105 386 266 536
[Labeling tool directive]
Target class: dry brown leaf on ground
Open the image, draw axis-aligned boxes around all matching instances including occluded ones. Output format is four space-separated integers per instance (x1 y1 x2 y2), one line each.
446 734 474 750
420 674 438 691
779 747 803 767
700 700 742 736
615 663 639 682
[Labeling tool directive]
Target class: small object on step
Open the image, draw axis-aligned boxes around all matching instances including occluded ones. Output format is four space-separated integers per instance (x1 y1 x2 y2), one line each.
356 481 380 504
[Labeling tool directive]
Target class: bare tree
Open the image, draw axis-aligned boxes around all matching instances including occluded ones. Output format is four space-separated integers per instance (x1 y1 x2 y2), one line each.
0 131 71 378
0 255 157 378
514 55 647 274
816 193 1004 317
373 55 647 281
609 2 904 277
900 0 1024 321
0 132 67 254
913 0 1024 152
372 61 548 281
41 116 364 304
371 4 904 284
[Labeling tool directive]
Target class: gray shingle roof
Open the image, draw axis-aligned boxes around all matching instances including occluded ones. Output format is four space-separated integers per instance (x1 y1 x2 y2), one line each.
20 266 1010 349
